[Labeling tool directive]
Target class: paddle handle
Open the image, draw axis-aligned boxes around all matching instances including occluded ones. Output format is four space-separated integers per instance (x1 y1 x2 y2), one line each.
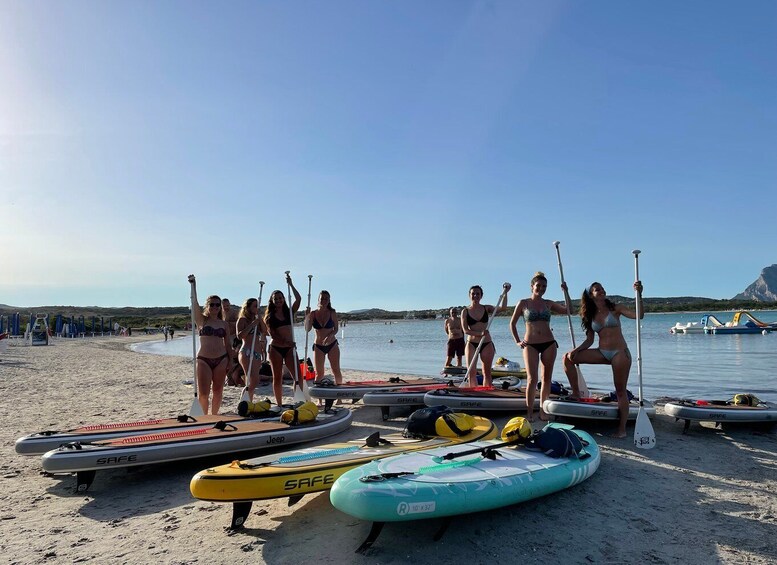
303 275 313 370
189 278 197 396
633 250 643 403
554 242 589 397
245 281 266 381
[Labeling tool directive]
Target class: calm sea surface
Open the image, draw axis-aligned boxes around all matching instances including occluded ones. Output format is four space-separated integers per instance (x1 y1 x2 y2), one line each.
134 311 777 402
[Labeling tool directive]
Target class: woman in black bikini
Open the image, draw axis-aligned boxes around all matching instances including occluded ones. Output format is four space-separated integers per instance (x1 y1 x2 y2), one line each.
304 290 343 385
263 274 301 408
460 283 510 388
237 298 269 401
509 272 572 422
188 275 231 415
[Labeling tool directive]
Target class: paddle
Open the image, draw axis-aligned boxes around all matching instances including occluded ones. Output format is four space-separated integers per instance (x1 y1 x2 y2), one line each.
302 275 313 382
286 272 311 403
240 281 265 403
187 275 204 416
553 241 590 397
632 249 656 449
462 283 511 388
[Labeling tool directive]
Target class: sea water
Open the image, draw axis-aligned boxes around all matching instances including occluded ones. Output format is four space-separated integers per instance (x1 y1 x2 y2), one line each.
134 311 777 402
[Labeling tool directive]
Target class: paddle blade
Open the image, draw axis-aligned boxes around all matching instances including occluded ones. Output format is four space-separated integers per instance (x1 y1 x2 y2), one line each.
576 366 590 398
240 387 250 403
633 406 656 449
189 395 204 417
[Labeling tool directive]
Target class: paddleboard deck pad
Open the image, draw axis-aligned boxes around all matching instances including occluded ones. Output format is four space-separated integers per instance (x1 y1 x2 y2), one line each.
16 414 247 456
190 415 498 529
41 408 352 492
543 397 655 420
330 424 599 552
423 387 540 411
665 399 777 431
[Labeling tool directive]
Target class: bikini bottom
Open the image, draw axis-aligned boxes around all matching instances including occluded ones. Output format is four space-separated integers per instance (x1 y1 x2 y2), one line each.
313 340 339 355
467 340 494 353
599 347 631 363
270 343 295 358
526 340 558 355
240 346 261 361
196 353 229 370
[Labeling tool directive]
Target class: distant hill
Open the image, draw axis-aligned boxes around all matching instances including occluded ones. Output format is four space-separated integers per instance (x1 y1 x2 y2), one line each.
733 264 777 302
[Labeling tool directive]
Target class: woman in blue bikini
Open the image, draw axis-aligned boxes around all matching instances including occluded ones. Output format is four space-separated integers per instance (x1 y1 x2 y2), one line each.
188 275 232 415
236 298 269 401
264 274 301 409
563 280 643 438
305 290 343 385
510 272 572 422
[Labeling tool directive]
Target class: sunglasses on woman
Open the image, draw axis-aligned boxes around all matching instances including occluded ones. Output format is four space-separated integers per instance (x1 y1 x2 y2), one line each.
208 302 221 308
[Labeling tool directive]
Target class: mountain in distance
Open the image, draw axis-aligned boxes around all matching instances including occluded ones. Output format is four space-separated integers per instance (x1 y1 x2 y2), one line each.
733 264 777 302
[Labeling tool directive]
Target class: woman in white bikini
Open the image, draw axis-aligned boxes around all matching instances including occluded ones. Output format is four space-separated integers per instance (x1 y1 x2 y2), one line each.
188 275 232 415
236 298 269 401
509 272 572 422
263 274 301 409
562 280 643 438
305 290 343 385
460 283 510 388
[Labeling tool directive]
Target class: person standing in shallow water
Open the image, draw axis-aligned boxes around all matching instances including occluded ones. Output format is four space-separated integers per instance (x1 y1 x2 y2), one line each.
461 284 511 388
444 307 465 367
509 271 572 422
562 280 643 438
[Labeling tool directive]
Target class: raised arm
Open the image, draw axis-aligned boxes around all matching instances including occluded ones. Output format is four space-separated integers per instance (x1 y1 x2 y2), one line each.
617 281 644 320
188 274 205 328
286 275 302 313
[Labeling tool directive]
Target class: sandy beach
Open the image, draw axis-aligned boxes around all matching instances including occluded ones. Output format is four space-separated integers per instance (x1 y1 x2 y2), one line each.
1 335 776 564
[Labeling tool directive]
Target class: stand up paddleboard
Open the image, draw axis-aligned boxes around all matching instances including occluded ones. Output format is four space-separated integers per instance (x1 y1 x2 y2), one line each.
16 414 247 456
423 387 540 412
543 396 655 421
330 424 599 552
363 377 522 420
665 398 777 432
41 408 352 492
442 365 526 378
190 415 497 529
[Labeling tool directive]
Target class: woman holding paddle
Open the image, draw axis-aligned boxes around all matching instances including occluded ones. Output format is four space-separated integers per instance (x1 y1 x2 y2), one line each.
304 290 343 385
188 275 232 415
461 283 511 388
509 272 572 422
236 298 269 401
562 280 643 438
264 274 302 409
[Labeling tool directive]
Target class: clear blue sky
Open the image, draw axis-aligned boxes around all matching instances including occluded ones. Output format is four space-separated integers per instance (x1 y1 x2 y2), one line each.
2 1 775 310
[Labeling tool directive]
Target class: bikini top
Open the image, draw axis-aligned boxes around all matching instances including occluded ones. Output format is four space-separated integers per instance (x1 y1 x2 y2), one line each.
268 311 291 330
199 325 226 338
524 304 552 323
466 308 488 326
312 314 335 330
591 311 619 333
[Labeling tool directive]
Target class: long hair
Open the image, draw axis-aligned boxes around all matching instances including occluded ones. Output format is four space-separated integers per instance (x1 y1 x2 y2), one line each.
319 290 334 312
264 290 290 325
202 295 223 320
239 298 257 321
580 282 615 333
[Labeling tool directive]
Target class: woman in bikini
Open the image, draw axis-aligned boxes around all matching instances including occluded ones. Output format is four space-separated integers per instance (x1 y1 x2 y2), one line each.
562 280 643 438
236 298 269 401
263 274 301 409
188 275 231 415
510 272 572 422
460 283 510 388
305 290 343 385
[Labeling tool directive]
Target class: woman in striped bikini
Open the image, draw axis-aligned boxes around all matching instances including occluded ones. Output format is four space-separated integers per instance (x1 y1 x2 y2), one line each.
563 281 643 438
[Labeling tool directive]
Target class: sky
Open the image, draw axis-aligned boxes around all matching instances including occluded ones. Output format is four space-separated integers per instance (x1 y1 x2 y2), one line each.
2 1 776 311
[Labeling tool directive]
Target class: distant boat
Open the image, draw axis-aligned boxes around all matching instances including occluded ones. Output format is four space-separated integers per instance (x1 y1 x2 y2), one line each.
669 314 725 334
706 311 774 335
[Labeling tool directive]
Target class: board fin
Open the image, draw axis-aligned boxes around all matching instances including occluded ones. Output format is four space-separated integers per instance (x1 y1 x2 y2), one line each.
230 501 253 530
355 522 384 554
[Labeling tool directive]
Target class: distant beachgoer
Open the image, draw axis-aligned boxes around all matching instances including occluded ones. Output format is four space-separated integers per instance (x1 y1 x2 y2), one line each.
304 290 343 385
444 307 465 367
163 326 168 341
562 280 643 438
237 298 269 401
461 284 511 387
509 272 572 422
168 327 174 339
188 275 231 415
264 274 301 409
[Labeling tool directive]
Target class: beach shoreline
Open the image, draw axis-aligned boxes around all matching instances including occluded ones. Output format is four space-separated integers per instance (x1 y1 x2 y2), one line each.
1 337 776 564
